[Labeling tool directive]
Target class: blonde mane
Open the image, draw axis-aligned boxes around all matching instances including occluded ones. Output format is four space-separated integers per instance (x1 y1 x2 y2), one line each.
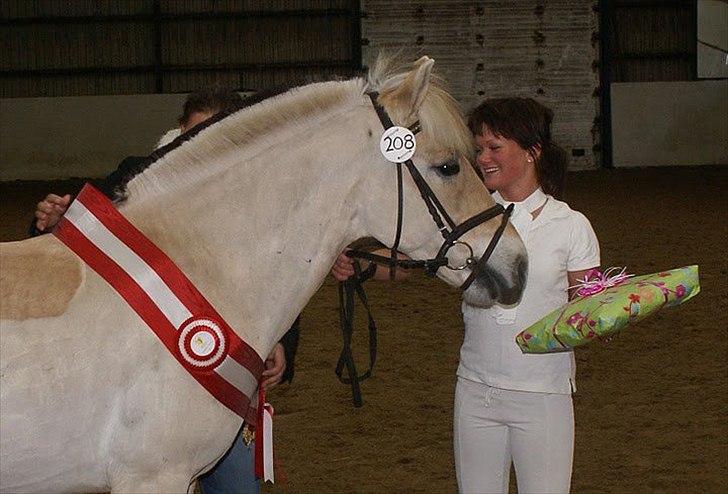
124 56 473 202
123 79 365 201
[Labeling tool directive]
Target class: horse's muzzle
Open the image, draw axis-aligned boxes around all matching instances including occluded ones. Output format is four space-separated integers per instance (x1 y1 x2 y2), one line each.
464 253 527 307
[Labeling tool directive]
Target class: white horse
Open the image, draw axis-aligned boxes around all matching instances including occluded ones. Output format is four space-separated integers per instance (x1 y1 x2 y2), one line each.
0 56 527 493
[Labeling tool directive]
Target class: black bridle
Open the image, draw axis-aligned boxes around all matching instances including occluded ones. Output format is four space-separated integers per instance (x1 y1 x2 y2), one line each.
336 92 515 407
345 92 514 290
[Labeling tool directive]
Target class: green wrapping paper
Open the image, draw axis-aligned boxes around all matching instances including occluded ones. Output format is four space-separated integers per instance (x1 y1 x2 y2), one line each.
515 265 700 354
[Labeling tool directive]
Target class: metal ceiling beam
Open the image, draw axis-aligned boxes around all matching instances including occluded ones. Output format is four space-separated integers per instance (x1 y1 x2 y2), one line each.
0 61 356 78
612 52 694 60
1 9 356 27
613 1 694 8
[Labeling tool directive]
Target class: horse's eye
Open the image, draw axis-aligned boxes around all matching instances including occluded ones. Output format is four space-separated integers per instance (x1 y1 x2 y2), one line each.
434 160 460 177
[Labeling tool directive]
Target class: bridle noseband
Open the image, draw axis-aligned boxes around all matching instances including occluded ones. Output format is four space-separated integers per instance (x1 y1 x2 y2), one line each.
346 92 514 291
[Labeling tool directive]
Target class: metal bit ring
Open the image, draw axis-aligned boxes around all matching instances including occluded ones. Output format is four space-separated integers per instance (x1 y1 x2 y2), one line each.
445 241 476 270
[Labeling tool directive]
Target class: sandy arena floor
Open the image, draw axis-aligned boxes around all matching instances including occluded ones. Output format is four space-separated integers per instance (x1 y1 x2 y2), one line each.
1 166 726 493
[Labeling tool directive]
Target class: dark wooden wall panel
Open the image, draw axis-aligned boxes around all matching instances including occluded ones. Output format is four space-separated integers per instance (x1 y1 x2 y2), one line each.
1 0 360 97
1 0 151 17
608 2 696 83
160 0 354 13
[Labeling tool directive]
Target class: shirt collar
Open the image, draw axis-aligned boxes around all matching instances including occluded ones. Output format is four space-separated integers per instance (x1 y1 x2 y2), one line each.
492 188 548 214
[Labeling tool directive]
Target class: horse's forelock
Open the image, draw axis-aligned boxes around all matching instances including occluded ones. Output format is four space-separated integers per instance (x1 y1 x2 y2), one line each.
418 85 474 159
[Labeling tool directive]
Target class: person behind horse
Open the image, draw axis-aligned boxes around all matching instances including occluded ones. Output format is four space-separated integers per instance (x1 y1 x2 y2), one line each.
332 97 600 493
29 88 299 494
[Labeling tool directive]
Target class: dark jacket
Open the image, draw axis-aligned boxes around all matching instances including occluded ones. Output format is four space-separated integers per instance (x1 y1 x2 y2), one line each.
29 155 299 383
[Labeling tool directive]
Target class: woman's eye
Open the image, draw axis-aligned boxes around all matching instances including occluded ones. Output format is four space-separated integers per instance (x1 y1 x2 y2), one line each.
434 160 460 177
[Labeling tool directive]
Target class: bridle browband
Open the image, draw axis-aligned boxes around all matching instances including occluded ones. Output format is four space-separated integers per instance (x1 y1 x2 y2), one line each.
345 92 514 291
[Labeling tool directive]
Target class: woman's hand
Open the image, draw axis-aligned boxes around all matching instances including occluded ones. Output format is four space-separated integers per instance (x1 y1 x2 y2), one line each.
567 267 599 300
35 193 72 231
331 251 356 281
331 249 413 282
261 343 286 390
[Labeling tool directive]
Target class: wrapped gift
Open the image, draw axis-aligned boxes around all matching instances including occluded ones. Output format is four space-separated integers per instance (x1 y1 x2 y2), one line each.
515 265 700 354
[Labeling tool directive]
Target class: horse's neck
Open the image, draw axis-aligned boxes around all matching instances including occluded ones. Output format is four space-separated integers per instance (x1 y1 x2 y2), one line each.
120 108 373 358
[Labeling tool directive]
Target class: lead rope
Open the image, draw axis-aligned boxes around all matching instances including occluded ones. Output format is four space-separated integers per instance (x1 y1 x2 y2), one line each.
335 259 378 407
334 93 412 405
335 93 448 406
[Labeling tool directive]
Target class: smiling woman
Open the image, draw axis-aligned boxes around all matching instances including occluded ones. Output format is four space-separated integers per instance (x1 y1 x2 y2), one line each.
454 97 599 494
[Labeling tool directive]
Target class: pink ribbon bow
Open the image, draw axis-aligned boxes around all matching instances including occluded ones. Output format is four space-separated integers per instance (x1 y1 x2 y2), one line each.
569 267 633 297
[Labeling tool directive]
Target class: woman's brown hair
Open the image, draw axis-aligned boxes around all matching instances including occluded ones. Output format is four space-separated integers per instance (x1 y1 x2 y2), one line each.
468 97 568 199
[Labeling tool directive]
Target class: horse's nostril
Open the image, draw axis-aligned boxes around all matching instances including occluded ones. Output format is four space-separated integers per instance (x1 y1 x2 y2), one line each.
473 266 500 302
498 284 521 306
498 256 528 305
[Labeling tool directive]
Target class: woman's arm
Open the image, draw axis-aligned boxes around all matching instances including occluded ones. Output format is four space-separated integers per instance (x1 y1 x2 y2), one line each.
567 268 599 300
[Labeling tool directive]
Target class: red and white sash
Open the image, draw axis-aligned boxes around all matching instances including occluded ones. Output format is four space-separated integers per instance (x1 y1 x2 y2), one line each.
54 184 264 425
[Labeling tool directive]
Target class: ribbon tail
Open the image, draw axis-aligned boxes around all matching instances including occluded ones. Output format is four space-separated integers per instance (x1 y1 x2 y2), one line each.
255 388 264 480
254 388 275 483
263 403 274 483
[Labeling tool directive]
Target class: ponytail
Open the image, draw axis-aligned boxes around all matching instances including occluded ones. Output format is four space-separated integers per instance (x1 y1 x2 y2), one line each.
536 140 569 200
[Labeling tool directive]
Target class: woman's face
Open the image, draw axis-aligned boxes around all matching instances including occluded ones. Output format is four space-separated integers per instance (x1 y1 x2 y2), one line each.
474 126 539 201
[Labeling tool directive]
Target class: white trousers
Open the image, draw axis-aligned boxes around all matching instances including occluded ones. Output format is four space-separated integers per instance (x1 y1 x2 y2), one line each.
454 377 574 494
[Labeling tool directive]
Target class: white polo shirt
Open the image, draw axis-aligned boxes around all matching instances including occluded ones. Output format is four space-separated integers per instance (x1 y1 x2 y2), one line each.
457 188 600 394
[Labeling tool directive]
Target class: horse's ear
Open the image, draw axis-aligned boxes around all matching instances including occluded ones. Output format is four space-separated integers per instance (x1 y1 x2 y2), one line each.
405 56 435 115
383 56 434 121
412 55 432 70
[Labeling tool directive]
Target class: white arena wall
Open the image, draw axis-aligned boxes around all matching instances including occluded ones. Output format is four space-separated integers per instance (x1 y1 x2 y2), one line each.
361 0 600 171
611 80 728 167
0 94 189 181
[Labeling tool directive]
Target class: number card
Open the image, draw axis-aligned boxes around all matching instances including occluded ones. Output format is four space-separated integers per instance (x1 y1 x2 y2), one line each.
379 126 417 163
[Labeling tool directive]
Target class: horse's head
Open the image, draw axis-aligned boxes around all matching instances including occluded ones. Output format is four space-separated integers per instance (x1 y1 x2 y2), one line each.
360 56 527 308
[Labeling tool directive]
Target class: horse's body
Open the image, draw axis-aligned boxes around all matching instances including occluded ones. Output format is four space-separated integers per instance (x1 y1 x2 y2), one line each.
0 57 526 493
